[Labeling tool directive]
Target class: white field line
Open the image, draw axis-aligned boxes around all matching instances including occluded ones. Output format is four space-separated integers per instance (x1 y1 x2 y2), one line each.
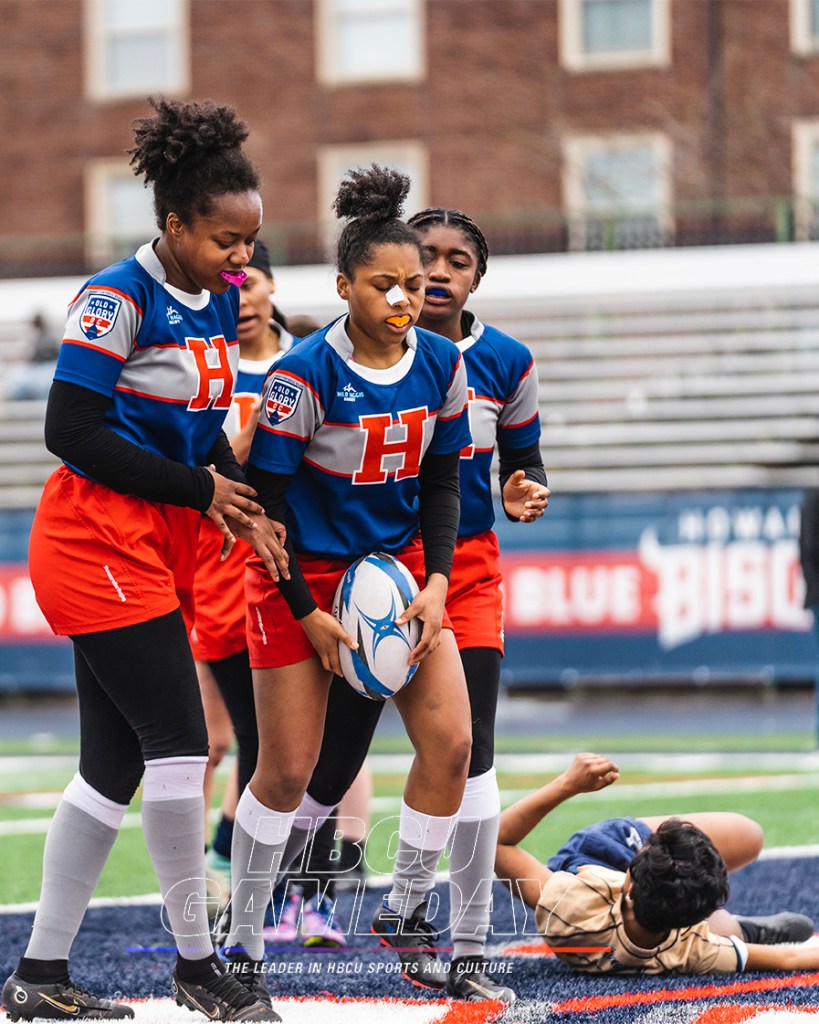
0 995 478 1024
4 772 819 833
3 751 819 778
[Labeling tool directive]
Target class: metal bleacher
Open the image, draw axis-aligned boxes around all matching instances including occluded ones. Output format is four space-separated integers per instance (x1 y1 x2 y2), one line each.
0 318 55 510
487 287 819 494
2 253 819 508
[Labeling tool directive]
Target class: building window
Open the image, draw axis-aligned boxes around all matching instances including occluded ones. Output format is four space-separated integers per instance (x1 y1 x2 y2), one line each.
790 0 819 54
85 161 157 268
562 133 673 250
316 0 424 85
559 0 670 71
317 142 428 253
85 0 188 100
792 120 819 239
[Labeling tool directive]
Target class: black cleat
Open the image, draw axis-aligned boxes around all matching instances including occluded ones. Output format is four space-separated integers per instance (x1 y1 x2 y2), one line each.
221 948 273 1010
446 956 516 1003
171 959 280 1022
2 971 134 1020
734 912 815 945
371 898 446 990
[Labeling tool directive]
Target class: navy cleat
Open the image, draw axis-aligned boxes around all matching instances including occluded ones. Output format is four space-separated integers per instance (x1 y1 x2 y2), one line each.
2 971 134 1020
446 956 516 1003
371 898 446 990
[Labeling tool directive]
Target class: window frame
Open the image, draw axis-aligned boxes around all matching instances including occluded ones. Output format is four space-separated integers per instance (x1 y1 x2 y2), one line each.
562 131 674 250
792 119 819 240
84 159 158 269
559 0 671 72
315 0 425 86
790 0 819 54
316 141 429 254
84 0 190 101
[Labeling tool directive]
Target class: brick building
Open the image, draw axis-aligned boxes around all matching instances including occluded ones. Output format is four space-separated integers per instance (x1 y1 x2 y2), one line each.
3 0 819 276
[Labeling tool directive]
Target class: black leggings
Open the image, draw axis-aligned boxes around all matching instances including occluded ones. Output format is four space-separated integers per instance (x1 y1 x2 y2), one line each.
308 646 502 807
73 609 209 805
207 648 258 798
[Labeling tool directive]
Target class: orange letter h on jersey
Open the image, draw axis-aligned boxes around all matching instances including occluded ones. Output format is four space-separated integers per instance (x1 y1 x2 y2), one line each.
187 336 234 410
354 407 429 484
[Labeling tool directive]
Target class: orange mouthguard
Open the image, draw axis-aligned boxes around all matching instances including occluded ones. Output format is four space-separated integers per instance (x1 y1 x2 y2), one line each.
386 315 411 328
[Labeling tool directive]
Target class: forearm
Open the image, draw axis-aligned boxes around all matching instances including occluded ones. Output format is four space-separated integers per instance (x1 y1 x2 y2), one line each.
206 430 246 483
498 441 547 522
45 380 214 510
745 942 819 971
418 450 461 580
244 461 317 619
497 772 580 847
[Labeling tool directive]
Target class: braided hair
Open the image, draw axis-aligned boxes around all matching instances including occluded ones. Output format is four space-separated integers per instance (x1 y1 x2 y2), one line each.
407 207 489 277
333 164 422 278
129 97 261 230
628 819 729 934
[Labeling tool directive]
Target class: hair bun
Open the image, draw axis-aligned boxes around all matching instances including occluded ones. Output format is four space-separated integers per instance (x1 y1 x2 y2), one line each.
130 97 249 184
333 164 410 222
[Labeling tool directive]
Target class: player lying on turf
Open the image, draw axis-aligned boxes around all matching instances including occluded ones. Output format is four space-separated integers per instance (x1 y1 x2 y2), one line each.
494 753 816 974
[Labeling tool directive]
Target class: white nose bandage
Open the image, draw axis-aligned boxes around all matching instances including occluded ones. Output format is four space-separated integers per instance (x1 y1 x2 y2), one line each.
386 285 406 306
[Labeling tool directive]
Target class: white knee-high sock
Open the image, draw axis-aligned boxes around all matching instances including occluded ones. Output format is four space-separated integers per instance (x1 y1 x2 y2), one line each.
449 768 501 959
278 791 336 876
26 774 127 961
387 800 458 918
225 787 297 961
141 756 213 961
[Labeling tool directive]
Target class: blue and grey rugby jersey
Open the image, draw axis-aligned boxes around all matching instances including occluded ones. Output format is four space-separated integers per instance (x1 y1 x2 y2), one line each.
54 241 240 469
249 315 471 560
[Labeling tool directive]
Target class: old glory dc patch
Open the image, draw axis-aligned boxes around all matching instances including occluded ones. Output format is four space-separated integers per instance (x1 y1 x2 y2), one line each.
80 293 122 340
266 376 304 424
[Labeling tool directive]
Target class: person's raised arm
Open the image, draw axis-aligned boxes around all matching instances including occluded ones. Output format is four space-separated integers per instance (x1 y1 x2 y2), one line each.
498 753 620 848
494 753 619 908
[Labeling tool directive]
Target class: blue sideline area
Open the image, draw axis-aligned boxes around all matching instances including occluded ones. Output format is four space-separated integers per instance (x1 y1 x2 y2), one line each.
1 859 818 1019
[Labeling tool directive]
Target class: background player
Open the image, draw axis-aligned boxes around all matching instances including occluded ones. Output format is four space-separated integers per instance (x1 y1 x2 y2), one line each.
219 165 473 1000
2 99 286 1023
191 239 296 887
495 753 816 975
272 207 549 1003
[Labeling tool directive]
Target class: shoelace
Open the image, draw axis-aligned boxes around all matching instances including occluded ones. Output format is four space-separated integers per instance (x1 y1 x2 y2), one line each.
404 915 440 950
206 971 257 1009
63 983 115 1006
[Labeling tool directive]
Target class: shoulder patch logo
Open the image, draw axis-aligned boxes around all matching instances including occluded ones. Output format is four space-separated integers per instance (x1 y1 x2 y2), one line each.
80 293 122 340
266 376 304 424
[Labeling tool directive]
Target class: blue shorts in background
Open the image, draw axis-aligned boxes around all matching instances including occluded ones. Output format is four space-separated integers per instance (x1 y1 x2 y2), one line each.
547 817 653 875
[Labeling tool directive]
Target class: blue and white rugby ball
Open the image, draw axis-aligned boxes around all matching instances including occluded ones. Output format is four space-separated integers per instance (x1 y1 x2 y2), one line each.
333 552 421 700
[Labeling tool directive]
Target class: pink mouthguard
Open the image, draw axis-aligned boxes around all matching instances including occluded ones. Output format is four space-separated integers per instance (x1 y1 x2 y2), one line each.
220 270 248 287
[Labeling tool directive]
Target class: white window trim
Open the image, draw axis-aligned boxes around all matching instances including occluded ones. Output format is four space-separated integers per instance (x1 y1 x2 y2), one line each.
562 131 673 250
315 0 425 86
84 159 156 268
790 0 819 54
792 119 819 239
317 141 428 254
559 0 671 72
84 0 190 101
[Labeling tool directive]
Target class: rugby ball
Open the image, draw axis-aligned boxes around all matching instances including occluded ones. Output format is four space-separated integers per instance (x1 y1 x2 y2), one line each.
333 552 421 700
